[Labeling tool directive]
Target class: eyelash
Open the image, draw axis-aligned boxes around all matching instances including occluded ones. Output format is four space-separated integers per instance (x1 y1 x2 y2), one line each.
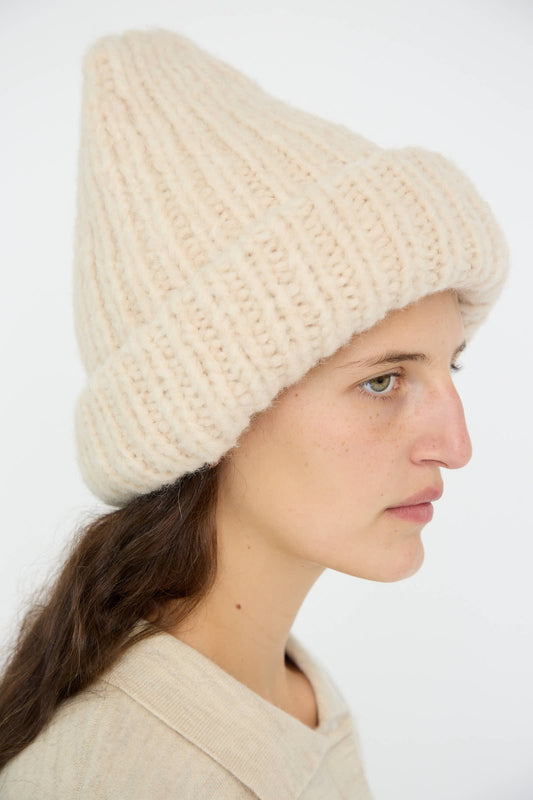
357 363 463 402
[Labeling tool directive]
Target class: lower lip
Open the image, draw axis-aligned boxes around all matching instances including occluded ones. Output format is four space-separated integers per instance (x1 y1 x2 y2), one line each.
386 503 434 523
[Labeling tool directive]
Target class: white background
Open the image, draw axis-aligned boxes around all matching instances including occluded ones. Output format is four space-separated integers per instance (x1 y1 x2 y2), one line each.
1 1 532 798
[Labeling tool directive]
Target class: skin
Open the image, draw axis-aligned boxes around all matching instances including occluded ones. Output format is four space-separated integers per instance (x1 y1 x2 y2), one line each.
169 289 472 727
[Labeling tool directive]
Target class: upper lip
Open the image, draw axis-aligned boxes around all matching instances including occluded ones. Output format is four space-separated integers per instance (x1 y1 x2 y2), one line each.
388 486 443 508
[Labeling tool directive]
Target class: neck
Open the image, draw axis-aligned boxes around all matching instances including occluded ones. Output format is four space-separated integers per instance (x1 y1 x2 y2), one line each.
167 497 324 709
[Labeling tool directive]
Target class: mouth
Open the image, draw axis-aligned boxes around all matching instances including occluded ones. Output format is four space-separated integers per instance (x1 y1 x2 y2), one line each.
388 486 443 507
385 486 443 523
385 503 434 523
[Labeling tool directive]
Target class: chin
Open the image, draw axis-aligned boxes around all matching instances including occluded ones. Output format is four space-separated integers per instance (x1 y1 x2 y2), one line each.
345 537 426 583
382 539 426 583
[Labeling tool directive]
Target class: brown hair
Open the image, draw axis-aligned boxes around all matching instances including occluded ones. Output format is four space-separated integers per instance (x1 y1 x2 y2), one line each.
0 462 220 770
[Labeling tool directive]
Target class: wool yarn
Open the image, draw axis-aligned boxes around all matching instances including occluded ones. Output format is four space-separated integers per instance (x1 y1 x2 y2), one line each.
72 27 509 507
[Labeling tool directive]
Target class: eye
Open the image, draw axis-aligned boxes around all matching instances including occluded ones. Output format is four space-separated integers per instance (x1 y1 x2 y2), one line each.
358 372 402 399
357 361 464 401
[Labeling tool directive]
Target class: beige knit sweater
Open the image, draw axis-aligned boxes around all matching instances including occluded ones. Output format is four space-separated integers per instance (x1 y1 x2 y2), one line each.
0 629 374 799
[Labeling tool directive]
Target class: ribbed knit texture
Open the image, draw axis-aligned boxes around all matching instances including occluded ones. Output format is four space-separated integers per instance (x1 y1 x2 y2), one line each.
72 26 509 507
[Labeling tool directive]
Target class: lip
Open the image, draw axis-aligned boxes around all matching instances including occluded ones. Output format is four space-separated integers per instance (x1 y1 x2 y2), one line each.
386 503 435 523
387 486 443 508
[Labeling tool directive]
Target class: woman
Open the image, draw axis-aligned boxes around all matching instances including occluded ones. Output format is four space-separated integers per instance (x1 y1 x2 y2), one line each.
0 27 508 799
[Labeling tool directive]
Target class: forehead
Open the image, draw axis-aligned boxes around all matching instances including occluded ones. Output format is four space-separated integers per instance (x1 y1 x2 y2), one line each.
307 290 461 379
272 290 462 402
340 290 458 350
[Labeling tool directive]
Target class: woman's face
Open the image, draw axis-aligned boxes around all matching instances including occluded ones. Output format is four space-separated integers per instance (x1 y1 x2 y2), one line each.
218 289 472 582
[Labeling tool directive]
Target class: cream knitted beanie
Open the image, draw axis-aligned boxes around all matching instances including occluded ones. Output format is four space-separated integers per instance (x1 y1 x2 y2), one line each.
72 27 509 507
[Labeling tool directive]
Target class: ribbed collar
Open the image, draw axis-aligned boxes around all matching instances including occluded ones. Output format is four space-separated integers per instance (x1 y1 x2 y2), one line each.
101 626 354 799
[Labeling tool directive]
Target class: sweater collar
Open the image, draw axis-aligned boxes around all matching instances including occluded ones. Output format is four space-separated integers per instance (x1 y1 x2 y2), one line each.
102 626 353 800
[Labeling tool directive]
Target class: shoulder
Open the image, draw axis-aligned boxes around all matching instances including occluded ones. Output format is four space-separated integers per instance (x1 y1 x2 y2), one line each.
0 682 139 798
0 680 253 799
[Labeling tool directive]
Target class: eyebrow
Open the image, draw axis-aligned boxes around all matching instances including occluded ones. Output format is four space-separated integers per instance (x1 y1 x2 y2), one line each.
335 340 467 370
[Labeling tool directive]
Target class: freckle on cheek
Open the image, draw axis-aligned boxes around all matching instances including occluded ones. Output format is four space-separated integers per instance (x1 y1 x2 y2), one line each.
235 603 242 610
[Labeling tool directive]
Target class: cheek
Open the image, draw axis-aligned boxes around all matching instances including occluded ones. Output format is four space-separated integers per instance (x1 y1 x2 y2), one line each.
273 398 403 523
227 390 411 557
301 399 402 478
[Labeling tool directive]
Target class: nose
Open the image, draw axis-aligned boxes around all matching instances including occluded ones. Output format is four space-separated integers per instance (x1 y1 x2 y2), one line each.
410 379 473 469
